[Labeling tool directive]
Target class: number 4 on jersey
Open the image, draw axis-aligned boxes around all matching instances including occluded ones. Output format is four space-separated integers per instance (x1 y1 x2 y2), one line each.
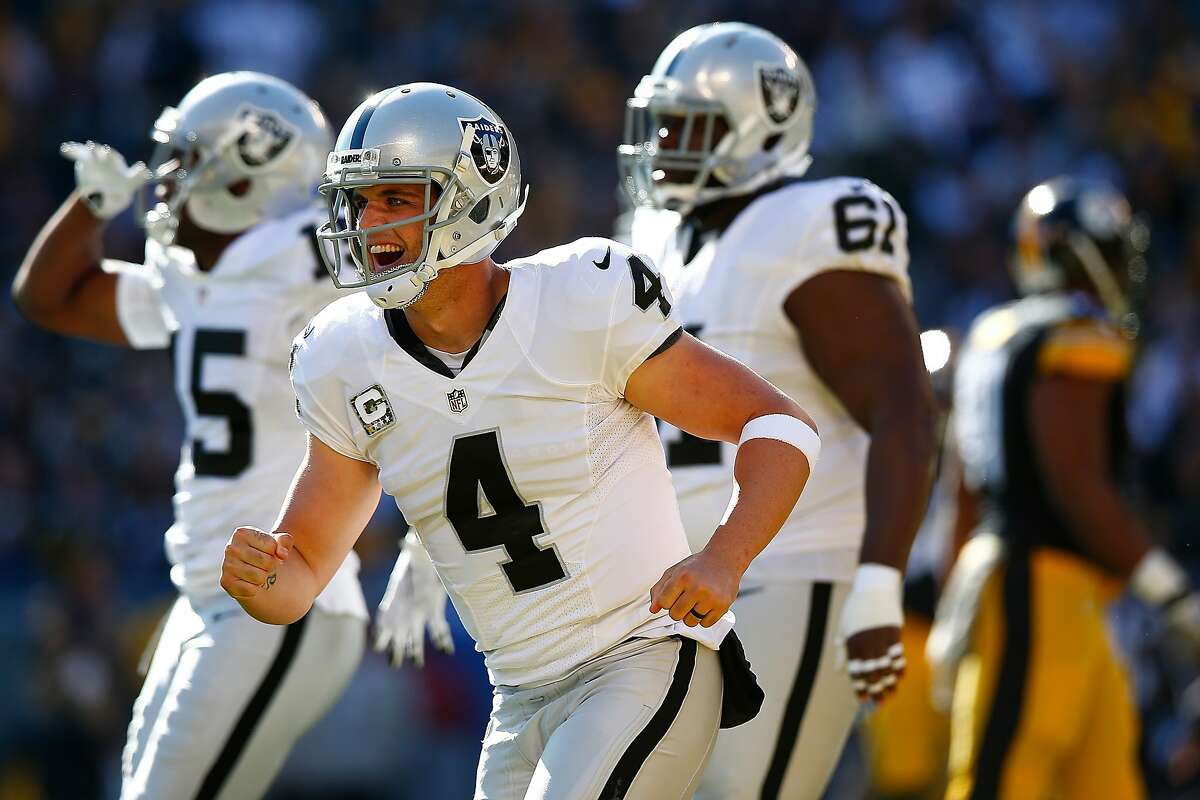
445 430 568 593
628 254 672 318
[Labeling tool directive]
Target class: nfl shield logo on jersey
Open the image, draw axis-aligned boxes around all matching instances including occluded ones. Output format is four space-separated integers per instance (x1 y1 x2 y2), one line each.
447 388 469 414
757 65 801 125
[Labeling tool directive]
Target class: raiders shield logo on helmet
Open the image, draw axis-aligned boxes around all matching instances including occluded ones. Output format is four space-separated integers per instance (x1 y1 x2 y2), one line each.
447 387 468 413
236 105 296 168
459 117 510 185
757 65 801 125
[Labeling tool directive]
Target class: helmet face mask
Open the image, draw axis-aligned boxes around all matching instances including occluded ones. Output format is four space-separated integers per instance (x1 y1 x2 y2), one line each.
620 95 739 212
318 165 462 289
136 73 333 246
619 23 816 216
314 84 528 310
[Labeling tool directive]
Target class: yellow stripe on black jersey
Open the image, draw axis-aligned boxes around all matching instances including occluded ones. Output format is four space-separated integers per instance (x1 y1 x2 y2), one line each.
1036 318 1133 381
953 295 1132 565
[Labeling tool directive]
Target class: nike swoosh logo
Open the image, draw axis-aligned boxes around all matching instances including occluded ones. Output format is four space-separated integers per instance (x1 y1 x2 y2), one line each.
593 247 611 270
736 586 764 599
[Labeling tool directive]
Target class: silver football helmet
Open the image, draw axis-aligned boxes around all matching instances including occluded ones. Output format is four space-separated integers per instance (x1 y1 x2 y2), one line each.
140 71 332 245
619 22 816 214
315 83 527 309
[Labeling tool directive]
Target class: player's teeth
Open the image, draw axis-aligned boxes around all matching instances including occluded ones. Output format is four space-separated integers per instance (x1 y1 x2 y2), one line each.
369 244 401 253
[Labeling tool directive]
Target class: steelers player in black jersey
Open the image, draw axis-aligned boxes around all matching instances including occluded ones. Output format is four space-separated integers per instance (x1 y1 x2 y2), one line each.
939 177 1200 800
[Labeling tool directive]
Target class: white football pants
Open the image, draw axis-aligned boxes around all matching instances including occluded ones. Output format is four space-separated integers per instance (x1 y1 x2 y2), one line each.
475 636 723 800
695 579 859 800
120 594 364 800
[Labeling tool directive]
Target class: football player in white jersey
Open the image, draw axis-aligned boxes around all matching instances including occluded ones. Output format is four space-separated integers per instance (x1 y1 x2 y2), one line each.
13 72 366 800
619 23 938 799
219 82 822 800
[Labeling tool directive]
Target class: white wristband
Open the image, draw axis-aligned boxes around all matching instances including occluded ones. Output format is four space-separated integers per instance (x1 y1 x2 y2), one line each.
738 413 820 471
1130 548 1189 607
840 563 904 638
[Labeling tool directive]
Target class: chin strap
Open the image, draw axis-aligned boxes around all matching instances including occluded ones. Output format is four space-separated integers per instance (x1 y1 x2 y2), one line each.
371 262 438 309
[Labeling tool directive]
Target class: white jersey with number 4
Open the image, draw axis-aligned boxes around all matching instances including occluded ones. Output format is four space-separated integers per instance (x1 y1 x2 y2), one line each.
289 237 732 687
632 178 911 583
109 205 366 619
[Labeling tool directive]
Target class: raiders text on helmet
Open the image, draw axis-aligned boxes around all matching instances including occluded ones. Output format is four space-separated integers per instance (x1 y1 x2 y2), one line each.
315 83 527 309
1013 176 1149 337
618 22 816 215
140 72 332 245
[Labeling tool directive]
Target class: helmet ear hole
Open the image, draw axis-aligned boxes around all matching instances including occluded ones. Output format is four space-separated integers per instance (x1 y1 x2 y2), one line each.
762 133 782 151
468 195 491 224
228 178 252 197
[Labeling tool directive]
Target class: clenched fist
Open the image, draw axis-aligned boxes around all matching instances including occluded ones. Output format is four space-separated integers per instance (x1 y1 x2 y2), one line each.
650 547 742 628
221 526 293 600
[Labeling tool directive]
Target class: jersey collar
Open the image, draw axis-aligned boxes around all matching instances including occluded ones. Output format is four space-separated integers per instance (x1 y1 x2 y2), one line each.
384 294 508 380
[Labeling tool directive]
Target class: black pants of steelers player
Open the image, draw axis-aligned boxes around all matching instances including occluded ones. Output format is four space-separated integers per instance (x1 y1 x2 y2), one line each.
945 547 1144 800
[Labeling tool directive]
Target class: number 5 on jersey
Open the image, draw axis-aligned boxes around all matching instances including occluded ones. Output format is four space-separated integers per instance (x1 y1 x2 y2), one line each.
445 430 568 593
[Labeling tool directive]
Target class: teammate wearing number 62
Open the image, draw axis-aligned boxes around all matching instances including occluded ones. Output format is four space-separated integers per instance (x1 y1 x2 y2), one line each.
221 82 820 800
621 23 937 800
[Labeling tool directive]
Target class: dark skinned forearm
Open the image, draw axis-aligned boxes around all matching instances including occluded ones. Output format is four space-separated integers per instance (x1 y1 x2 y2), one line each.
858 399 937 570
12 191 127 344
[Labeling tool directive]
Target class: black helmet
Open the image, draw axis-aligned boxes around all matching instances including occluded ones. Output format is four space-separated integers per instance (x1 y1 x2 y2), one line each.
1012 176 1149 337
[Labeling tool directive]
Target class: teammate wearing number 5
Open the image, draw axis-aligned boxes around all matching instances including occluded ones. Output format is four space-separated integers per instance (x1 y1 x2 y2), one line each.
621 23 937 799
13 73 366 800
221 82 819 800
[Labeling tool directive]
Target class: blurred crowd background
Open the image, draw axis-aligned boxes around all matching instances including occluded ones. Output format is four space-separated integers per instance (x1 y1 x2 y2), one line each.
0 0 1197 797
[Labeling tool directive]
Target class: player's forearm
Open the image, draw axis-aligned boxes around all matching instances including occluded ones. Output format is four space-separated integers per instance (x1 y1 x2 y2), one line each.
706 437 812 573
12 192 107 325
858 399 937 571
234 548 321 625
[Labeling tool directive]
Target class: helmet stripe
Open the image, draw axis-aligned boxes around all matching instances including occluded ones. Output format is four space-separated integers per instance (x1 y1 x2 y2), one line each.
349 88 394 149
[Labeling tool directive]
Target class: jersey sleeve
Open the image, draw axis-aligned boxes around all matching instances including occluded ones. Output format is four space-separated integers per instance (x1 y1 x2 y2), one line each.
755 177 912 308
104 259 172 349
269 278 346 367
601 246 683 396
289 322 372 463
529 238 682 397
1037 319 1133 381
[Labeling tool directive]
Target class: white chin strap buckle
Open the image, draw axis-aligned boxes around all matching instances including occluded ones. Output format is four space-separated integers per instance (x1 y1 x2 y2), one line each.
374 263 438 309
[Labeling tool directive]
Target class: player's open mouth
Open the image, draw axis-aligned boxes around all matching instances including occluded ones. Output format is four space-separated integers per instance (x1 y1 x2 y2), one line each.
369 243 406 271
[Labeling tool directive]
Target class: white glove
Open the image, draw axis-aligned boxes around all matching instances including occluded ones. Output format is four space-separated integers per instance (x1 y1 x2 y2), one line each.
60 140 152 220
839 563 906 700
1165 593 1200 654
1130 548 1200 656
374 531 454 667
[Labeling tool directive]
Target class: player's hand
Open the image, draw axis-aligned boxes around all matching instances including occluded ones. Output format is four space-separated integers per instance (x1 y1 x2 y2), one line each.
650 547 741 628
374 533 454 667
60 140 152 220
840 563 905 704
221 526 292 600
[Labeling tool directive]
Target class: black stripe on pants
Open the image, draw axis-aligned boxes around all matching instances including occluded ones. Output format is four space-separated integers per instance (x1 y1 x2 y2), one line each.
599 637 698 799
760 581 832 800
970 553 1032 800
194 613 310 800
